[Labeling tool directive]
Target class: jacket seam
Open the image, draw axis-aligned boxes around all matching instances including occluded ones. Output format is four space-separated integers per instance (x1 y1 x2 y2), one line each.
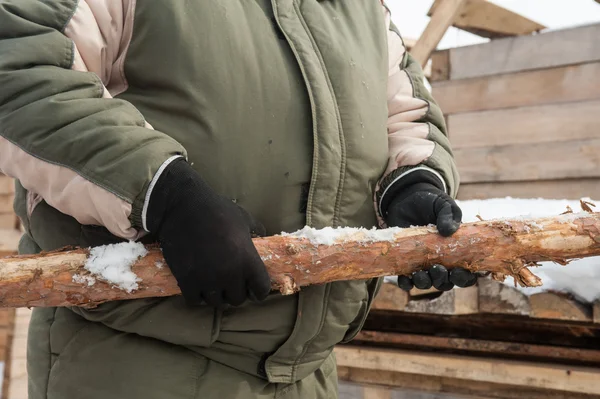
292 1 347 227
271 1 320 227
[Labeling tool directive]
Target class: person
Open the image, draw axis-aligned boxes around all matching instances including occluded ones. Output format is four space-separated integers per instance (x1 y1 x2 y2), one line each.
0 0 476 397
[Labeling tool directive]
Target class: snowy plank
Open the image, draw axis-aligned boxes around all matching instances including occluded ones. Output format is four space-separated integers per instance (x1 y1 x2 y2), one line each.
449 23 600 80
404 285 478 315
432 62 600 114
478 278 530 316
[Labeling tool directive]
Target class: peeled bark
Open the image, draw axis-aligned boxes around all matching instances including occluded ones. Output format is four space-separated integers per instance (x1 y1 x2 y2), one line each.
1 212 600 308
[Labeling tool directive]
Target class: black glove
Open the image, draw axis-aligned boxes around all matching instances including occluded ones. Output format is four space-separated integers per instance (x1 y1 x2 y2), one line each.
382 170 476 292
146 158 271 307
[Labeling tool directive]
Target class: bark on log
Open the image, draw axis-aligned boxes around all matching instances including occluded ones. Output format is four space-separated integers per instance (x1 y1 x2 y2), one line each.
1 212 600 308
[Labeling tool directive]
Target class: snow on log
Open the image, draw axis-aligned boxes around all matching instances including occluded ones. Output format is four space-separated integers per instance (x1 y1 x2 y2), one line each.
1 212 600 308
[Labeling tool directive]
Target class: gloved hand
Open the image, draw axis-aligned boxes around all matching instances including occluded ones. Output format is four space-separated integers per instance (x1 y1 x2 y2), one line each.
146 158 271 307
383 175 477 292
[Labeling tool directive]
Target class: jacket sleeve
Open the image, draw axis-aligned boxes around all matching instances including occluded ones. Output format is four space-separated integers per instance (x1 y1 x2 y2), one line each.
375 2 460 226
0 0 186 240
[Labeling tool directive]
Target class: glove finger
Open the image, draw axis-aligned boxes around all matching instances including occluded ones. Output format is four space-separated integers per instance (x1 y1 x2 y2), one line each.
429 264 450 290
435 197 462 237
224 278 247 307
246 253 272 302
449 267 477 287
397 275 414 292
236 204 267 237
412 270 433 290
436 281 455 291
204 289 224 308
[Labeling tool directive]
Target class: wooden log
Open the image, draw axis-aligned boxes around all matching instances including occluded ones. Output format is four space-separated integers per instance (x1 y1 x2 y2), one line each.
352 330 600 366
428 0 545 39
410 0 467 67
447 100 600 150
335 345 600 395
448 23 600 80
432 62 600 115
2 212 600 308
455 138 600 183
530 292 592 322
457 179 600 201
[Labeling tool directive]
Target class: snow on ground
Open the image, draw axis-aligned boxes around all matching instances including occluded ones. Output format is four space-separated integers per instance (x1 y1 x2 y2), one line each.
458 197 600 303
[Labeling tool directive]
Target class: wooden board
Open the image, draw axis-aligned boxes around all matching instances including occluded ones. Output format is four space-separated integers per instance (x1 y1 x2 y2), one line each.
411 0 467 67
0 229 20 256
5 309 31 399
0 176 14 195
457 179 600 201
447 100 600 149
530 292 593 322
335 346 600 395
449 23 600 80
338 367 599 399
0 214 17 230
371 283 408 311
430 50 450 82
428 0 545 39
351 331 600 366
432 62 600 114
0 194 14 214
454 138 600 184
404 285 478 315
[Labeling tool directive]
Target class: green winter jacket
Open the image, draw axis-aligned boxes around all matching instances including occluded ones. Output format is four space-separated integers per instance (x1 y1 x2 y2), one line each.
0 0 458 397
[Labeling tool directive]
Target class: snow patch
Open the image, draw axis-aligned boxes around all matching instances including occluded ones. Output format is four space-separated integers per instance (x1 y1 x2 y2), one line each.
74 241 148 293
281 226 406 246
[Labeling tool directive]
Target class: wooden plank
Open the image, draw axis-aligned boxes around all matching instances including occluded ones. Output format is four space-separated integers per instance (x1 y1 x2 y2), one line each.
0 194 14 214
0 214 17 230
404 285 478 315
432 62 600 114
411 0 467 67
447 100 600 149
428 0 545 39
371 283 408 311
362 386 391 399
457 179 600 201
335 346 600 395
530 292 592 322
594 300 600 323
338 367 599 399
0 229 21 255
455 138 600 184
478 278 530 316
430 50 450 82
0 176 14 195
352 331 600 366
449 23 600 80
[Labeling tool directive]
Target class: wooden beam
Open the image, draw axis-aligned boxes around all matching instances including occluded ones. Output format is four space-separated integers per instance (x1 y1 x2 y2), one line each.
0 229 21 258
429 50 450 82
411 0 467 67
352 331 600 365
0 176 14 195
338 367 598 399
449 23 600 80
335 346 600 395
432 62 600 114
370 283 408 312
530 292 593 322
428 0 545 39
457 179 600 201
404 285 478 315
447 100 600 149
454 138 600 184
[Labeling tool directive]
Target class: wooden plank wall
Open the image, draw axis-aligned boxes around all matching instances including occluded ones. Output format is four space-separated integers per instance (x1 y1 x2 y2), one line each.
0 175 17 230
430 23 600 200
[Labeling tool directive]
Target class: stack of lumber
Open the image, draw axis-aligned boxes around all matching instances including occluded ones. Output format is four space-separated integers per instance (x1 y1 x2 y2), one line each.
429 23 600 201
0 175 17 231
337 280 600 398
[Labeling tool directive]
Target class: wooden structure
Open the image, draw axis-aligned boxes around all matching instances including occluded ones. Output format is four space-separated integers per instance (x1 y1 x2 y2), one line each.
411 0 545 67
338 16 600 399
0 175 17 231
429 22 600 201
